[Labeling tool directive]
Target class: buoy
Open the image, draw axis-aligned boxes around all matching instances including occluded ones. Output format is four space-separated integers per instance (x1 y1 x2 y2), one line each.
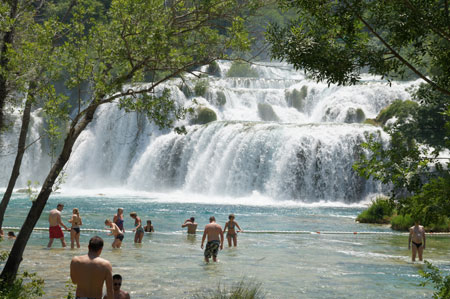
353 232 357 234
316 231 320 234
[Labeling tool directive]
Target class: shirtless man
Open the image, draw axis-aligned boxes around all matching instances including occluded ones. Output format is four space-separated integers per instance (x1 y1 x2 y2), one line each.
408 221 426 262
105 219 124 249
201 216 224 263
48 203 69 248
182 217 198 234
103 274 130 299
70 236 113 299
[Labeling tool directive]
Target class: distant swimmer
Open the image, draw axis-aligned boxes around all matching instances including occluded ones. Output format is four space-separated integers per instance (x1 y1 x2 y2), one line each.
7 231 16 240
104 274 130 299
113 208 125 233
182 217 198 234
409 221 426 262
69 208 83 249
70 236 113 299
201 216 224 263
224 214 242 247
47 203 69 248
144 220 154 232
130 212 144 243
105 219 124 248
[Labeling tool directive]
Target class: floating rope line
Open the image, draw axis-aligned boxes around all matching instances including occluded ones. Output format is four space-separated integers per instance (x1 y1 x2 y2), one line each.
3 227 450 236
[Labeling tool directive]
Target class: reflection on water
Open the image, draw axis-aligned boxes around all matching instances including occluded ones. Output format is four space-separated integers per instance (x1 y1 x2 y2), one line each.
1 195 449 298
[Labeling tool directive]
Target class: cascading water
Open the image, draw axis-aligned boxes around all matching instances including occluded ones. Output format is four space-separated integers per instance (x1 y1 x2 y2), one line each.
0 61 420 202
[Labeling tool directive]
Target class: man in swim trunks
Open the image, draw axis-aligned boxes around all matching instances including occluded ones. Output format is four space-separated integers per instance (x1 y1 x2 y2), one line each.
105 219 124 249
182 217 198 234
408 221 426 262
48 203 69 248
70 236 113 299
201 216 224 263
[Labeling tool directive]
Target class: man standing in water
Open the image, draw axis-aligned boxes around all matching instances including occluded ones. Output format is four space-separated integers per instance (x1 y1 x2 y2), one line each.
182 217 198 234
408 221 426 262
201 216 224 263
71 236 113 299
48 203 69 248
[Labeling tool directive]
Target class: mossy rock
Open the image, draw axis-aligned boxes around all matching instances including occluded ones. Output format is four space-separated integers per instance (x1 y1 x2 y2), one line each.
363 118 379 126
345 108 366 123
194 80 208 97
207 61 221 77
376 99 419 125
191 107 217 125
258 103 279 121
181 84 193 98
286 86 307 112
226 61 258 78
216 91 226 106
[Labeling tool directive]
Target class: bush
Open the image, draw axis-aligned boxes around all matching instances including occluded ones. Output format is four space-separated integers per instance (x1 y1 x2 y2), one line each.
216 91 226 106
226 61 258 78
181 84 193 98
207 61 221 77
356 197 393 224
195 80 209 97
285 86 307 112
195 280 264 299
0 271 44 299
375 99 419 125
257 103 279 121
390 214 414 231
191 107 217 125
419 261 450 299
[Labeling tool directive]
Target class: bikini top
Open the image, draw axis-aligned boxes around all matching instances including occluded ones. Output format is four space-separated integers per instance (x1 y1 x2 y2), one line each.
227 221 235 230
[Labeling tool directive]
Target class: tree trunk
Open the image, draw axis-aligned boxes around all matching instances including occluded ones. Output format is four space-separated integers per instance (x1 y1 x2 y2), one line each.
0 103 98 283
0 0 18 131
0 93 33 230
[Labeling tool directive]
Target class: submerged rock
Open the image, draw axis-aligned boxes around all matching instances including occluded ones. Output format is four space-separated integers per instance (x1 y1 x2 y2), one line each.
258 103 279 121
191 107 217 125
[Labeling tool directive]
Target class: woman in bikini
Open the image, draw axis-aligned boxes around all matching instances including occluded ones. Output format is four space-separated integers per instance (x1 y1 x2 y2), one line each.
113 208 125 233
224 214 242 247
130 212 144 243
144 220 154 232
68 208 82 249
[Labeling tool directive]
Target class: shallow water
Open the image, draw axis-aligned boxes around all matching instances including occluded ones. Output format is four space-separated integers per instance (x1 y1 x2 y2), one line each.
1 193 449 298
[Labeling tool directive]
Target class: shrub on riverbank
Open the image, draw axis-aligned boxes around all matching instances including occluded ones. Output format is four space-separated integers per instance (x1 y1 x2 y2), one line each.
356 197 393 224
390 214 414 231
195 280 264 299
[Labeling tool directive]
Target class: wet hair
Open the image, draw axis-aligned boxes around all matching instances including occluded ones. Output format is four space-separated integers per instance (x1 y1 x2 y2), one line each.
113 274 122 280
130 212 137 217
228 214 235 220
88 236 104 252
105 219 111 225
57 203 64 208
7 231 15 237
209 216 215 222
147 220 152 224
73 208 79 215
190 217 195 222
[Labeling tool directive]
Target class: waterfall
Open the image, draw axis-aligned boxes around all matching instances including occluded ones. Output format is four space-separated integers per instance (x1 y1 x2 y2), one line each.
0 61 420 202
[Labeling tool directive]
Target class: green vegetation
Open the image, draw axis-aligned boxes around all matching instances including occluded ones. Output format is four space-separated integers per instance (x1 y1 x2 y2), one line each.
195 80 209 97
227 62 258 78
195 280 264 299
191 107 217 125
356 197 393 224
257 103 279 121
181 84 194 98
390 214 414 231
216 91 227 106
375 100 419 125
285 86 307 112
207 61 221 77
419 261 450 299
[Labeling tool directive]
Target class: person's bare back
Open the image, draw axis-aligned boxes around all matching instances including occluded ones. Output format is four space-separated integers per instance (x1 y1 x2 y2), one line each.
182 217 198 234
201 216 224 262
204 222 222 241
48 209 61 227
71 236 113 299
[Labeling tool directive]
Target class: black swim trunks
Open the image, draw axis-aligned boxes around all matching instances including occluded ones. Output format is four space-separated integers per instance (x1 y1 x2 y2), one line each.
412 241 422 248
116 233 124 242
72 227 80 234
204 240 220 258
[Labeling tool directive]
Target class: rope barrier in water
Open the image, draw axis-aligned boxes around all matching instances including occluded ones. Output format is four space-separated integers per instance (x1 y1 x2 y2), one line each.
3 227 450 236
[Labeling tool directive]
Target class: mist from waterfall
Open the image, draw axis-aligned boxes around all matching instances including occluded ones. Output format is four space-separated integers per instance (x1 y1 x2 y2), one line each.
0 61 420 203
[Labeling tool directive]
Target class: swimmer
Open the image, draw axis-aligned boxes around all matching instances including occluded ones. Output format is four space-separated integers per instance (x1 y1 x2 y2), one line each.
201 216 224 263
7 231 16 240
69 208 82 249
408 221 426 262
144 220 154 232
130 212 144 243
48 203 69 248
113 208 125 233
223 214 242 247
105 219 124 248
103 274 130 299
182 217 198 234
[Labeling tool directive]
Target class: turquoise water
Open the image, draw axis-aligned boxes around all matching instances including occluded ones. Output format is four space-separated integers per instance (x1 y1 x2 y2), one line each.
1 192 449 298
